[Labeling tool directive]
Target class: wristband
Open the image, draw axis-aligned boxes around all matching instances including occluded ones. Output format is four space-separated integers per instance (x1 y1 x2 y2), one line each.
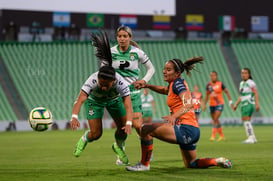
229 100 233 106
126 121 132 126
72 114 78 120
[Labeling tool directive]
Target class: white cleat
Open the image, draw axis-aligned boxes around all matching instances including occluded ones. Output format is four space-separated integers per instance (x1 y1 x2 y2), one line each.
126 162 150 171
242 138 257 144
116 157 130 166
216 157 232 168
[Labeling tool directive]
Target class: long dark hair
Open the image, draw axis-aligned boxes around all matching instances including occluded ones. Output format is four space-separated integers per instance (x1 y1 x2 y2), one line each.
91 30 115 80
91 30 112 66
169 56 204 76
242 68 253 80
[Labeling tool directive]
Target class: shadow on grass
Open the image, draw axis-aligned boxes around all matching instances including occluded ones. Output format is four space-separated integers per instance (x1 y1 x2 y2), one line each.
0 163 244 181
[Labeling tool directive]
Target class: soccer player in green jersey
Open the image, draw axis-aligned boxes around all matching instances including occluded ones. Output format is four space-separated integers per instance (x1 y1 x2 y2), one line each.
141 88 156 123
233 68 259 144
70 31 133 163
101 26 155 165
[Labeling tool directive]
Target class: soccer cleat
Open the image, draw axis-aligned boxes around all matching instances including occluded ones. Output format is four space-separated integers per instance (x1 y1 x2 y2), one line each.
126 162 150 171
217 136 226 142
74 137 87 157
242 138 256 144
216 157 232 168
209 136 215 141
116 157 130 166
112 143 129 165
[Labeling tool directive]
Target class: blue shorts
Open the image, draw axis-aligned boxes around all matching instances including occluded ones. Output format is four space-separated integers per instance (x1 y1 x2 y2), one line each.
174 124 200 150
209 104 224 113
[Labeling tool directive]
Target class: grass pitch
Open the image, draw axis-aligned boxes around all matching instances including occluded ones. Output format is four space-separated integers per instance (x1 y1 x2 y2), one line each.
0 125 273 181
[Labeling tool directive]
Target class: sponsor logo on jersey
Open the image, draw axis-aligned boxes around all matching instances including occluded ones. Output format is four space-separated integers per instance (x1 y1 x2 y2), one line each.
84 84 92 88
92 79 97 84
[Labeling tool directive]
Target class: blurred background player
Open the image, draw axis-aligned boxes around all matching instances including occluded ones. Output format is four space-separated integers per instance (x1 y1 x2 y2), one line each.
233 68 259 144
101 26 155 165
126 57 232 171
141 88 157 123
71 31 133 164
191 85 203 122
203 71 234 141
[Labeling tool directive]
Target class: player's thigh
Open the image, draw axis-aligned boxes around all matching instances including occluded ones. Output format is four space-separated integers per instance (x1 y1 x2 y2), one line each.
241 104 254 119
107 97 127 122
142 123 177 144
87 118 103 139
242 116 251 121
130 87 142 114
213 110 222 121
133 112 142 130
85 98 105 120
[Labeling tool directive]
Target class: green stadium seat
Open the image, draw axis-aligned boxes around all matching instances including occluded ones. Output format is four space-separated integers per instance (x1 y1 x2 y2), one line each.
0 40 241 121
0 84 17 121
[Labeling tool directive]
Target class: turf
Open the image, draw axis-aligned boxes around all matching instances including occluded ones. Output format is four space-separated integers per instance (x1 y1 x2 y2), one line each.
0 126 273 181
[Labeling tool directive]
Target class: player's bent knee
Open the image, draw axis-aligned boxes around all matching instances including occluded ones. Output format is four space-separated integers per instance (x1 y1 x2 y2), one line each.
89 131 102 140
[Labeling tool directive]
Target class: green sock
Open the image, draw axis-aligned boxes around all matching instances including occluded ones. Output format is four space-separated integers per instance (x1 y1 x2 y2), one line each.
115 133 127 148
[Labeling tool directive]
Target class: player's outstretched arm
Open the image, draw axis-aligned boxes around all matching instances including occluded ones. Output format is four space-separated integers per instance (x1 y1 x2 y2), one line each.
146 84 168 95
70 91 88 130
122 95 133 134
134 59 155 89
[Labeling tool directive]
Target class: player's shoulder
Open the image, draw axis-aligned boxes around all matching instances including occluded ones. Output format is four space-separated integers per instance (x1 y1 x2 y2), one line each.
88 72 99 81
173 77 185 84
148 94 154 99
83 72 99 90
172 77 186 89
247 79 256 86
115 72 128 85
247 79 255 84
111 45 118 53
130 45 144 54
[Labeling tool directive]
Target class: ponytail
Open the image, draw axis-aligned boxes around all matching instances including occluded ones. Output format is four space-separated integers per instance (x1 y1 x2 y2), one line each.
183 56 204 76
130 40 141 49
170 56 204 76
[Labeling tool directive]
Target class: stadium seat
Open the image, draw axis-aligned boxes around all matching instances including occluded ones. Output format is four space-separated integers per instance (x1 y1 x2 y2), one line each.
0 84 17 121
0 40 242 121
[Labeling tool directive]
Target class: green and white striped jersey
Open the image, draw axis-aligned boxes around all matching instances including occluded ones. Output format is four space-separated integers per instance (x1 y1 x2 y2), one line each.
109 45 150 84
239 79 256 106
81 72 130 102
141 94 154 112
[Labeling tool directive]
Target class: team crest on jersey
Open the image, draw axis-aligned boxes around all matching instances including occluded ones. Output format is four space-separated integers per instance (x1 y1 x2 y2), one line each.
130 54 135 61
